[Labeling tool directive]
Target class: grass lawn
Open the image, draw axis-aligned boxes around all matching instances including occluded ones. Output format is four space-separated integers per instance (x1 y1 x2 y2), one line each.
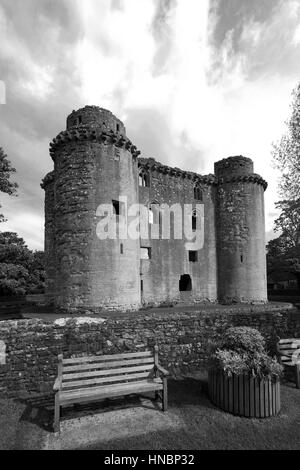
1 375 300 450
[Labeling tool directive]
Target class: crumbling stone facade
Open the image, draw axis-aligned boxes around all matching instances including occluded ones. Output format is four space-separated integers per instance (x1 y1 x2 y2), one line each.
42 106 268 313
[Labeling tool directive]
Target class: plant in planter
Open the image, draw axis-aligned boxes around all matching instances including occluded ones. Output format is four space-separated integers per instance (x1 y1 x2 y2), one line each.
208 327 283 418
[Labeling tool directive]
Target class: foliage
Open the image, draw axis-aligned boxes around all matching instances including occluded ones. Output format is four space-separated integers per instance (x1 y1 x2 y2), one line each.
211 327 283 380
0 263 29 296
0 231 45 296
219 326 265 354
0 147 18 222
270 83 300 289
267 205 300 289
272 83 300 200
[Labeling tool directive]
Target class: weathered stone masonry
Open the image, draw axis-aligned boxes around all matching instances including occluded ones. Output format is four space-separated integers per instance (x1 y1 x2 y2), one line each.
42 106 269 313
0 305 299 399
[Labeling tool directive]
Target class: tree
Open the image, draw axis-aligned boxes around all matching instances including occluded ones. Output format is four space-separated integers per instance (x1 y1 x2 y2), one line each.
267 235 300 289
270 83 300 289
0 147 18 222
272 82 300 200
0 232 45 296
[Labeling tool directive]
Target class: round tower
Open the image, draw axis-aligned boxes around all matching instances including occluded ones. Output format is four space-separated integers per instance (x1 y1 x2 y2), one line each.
48 106 141 313
215 156 268 303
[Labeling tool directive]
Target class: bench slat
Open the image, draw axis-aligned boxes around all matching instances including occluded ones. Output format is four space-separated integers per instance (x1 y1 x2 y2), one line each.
62 371 153 388
62 351 152 364
63 357 154 373
62 363 154 379
62 374 161 390
62 369 148 381
278 348 299 354
59 380 163 405
279 339 300 344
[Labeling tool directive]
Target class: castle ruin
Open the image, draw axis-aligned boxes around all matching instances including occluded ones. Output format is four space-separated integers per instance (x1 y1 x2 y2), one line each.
42 106 268 313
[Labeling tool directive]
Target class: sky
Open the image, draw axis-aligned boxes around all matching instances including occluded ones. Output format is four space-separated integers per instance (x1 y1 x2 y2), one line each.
0 0 299 250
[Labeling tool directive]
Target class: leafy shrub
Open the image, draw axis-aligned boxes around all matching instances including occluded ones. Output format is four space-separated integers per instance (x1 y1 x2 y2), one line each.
211 327 283 380
220 327 265 354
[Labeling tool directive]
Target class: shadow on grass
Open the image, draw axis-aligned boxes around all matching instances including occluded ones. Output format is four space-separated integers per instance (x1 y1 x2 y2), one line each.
17 376 211 433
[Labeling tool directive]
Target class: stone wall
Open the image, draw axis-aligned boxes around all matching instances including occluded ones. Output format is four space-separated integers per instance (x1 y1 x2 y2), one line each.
138 158 218 305
0 305 299 399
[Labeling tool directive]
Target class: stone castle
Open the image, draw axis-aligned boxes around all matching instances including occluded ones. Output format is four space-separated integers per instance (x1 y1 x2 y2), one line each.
42 106 268 313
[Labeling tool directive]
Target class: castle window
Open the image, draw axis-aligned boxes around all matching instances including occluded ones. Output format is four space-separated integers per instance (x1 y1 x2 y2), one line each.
78 116 82 124
149 208 154 224
240 254 244 263
189 251 198 262
139 171 150 188
179 274 192 292
116 123 120 132
120 244 124 254
194 187 203 201
112 200 125 219
192 211 197 231
141 279 144 292
141 247 151 260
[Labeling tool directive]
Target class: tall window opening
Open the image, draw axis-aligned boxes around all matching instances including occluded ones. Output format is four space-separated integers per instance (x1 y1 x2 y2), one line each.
192 210 197 231
139 171 150 187
194 186 203 201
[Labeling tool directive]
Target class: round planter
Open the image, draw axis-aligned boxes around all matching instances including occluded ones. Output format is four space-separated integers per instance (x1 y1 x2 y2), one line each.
208 369 281 418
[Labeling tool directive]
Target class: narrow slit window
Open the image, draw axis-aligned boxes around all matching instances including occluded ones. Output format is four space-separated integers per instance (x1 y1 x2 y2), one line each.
116 123 120 132
120 244 124 254
192 212 197 231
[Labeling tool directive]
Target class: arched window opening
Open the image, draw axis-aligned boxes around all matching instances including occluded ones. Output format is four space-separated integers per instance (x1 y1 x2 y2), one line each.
139 171 150 188
194 186 203 201
179 274 192 292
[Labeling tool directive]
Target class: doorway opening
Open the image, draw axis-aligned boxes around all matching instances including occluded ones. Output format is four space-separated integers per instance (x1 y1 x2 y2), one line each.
179 274 192 292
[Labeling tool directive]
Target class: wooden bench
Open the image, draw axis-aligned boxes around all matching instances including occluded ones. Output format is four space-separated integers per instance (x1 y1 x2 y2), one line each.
277 338 300 389
53 346 169 432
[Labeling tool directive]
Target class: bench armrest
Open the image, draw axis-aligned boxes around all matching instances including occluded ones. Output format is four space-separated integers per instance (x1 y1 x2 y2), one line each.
155 364 169 377
53 377 61 392
292 348 300 364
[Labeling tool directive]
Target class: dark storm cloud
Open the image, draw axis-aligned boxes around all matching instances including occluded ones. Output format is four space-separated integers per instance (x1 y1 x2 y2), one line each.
209 0 281 50
0 0 82 53
151 0 177 75
208 0 300 81
0 0 84 140
0 0 85 247
125 108 206 174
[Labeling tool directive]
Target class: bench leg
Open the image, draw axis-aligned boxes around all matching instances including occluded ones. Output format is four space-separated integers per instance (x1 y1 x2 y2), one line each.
162 378 168 412
54 394 60 433
295 364 300 389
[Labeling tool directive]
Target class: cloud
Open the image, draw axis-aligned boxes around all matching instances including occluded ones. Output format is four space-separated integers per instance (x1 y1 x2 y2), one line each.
0 0 300 249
